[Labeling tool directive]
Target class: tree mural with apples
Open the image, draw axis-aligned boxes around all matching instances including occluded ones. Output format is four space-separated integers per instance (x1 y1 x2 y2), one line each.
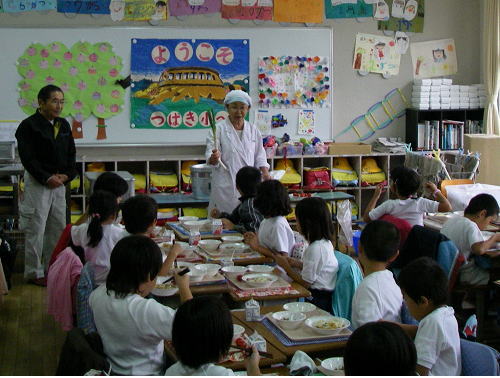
17 41 125 140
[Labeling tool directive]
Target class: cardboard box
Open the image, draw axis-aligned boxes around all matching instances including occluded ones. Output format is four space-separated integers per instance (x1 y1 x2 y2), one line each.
328 143 372 155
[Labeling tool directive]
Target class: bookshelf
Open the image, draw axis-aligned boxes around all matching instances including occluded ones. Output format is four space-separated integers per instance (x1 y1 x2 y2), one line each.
406 108 484 151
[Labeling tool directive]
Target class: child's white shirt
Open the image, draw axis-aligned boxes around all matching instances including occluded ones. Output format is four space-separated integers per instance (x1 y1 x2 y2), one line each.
441 216 484 261
71 222 124 285
165 362 234 376
89 285 175 376
351 270 403 329
258 216 294 254
415 306 461 376
369 197 439 227
301 239 338 291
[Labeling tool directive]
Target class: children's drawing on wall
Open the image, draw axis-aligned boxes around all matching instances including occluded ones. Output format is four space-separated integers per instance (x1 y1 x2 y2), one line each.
373 0 389 21
353 33 401 76
258 56 330 108
221 0 272 21
57 0 111 14
16 41 126 140
325 0 373 19
109 0 125 20
273 0 324 24
298 109 315 136
272 113 288 128
123 0 162 21
255 109 271 134
168 0 220 17
378 0 424 33
2 0 56 12
130 38 249 129
151 0 168 21
395 31 409 54
410 38 457 79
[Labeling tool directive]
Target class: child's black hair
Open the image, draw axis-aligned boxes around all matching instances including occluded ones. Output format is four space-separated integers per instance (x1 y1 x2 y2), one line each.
172 296 233 369
360 220 400 262
121 195 158 234
464 193 499 217
236 166 261 198
106 235 162 298
94 172 129 199
344 321 416 376
254 180 291 217
37 84 63 102
398 257 448 306
392 167 420 198
87 190 119 248
296 197 334 243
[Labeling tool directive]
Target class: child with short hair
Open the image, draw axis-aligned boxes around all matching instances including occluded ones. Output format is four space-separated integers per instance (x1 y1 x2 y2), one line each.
351 220 403 329
71 190 123 285
397 257 461 376
165 296 260 376
244 180 294 259
121 194 158 236
441 193 500 286
364 166 452 226
211 166 264 233
274 197 338 312
344 321 417 376
90 235 192 376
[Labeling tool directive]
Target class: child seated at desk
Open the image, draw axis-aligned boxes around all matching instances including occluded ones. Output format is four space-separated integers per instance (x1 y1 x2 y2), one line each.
89 235 192 376
441 193 500 286
363 166 452 227
211 166 264 233
397 257 461 376
351 220 403 329
165 296 260 376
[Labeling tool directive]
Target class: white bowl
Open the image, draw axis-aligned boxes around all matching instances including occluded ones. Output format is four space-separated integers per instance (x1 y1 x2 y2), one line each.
221 235 244 243
199 239 222 252
193 263 220 277
241 273 278 288
305 316 350 335
187 268 205 282
176 261 194 270
219 242 247 252
183 220 208 231
233 324 245 338
179 216 199 224
321 357 344 375
222 265 247 274
248 264 274 274
272 311 306 330
152 276 179 296
283 302 317 313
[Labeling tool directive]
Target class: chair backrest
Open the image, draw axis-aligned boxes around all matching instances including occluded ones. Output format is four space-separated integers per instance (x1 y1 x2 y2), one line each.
440 179 474 198
332 250 363 321
460 338 500 376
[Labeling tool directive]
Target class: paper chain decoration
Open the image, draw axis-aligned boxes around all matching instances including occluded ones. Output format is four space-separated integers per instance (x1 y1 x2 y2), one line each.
334 88 409 141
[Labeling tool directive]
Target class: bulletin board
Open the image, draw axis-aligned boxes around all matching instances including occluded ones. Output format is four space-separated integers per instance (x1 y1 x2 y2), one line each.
0 27 333 146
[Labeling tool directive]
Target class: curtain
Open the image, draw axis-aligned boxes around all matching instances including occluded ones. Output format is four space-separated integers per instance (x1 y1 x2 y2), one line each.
483 0 500 135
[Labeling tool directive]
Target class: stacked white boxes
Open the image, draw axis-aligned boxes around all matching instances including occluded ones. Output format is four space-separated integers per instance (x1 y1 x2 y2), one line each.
412 80 486 110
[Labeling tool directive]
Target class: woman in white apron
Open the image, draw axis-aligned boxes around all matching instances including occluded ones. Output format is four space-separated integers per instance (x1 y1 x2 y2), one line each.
206 90 270 214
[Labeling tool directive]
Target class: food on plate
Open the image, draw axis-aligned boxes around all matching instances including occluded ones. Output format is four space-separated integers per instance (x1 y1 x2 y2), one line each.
246 276 272 283
155 282 176 290
313 319 344 330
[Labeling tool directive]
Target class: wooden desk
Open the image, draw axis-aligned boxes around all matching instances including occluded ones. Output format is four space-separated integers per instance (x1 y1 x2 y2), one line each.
233 305 347 358
163 315 287 370
424 213 500 232
227 281 311 303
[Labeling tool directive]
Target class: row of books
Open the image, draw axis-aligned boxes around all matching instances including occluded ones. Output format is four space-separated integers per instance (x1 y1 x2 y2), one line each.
416 120 464 150
464 120 484 134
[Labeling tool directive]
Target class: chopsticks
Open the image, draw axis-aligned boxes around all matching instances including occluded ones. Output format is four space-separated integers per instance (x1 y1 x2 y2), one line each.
161 267 190 284
230 344 273 359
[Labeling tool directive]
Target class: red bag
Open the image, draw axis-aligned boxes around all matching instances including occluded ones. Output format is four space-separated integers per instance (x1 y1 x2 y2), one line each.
303 168 332 190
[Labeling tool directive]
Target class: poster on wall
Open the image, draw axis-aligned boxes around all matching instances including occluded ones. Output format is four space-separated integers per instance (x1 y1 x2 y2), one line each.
378 0 425 33
410 38 457 79
324 0 373 19
273 0 324 24
123 0 167 21
353 33 401 76
221 0 272 21
168 0 220 17
258 55 330 108
2 0 56 12
57 0 111 14
130 38 249 130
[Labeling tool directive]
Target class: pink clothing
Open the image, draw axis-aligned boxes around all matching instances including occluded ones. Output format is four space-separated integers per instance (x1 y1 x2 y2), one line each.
47 247 83 331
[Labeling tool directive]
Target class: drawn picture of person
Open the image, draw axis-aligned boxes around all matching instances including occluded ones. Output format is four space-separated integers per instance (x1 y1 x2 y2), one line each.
432 48 447 63
375 42 386 62
152 0 167 20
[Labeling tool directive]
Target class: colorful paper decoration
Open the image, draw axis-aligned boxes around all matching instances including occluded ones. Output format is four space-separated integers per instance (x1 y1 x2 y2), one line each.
298 109 315 136
57 0 111 14
258 56 330 108
168 0 220 17
378 0 425 33
221 0 272 21
410 38 457 79
2 0 56 12
130 38 249 130
353 33 401 76
17 41 126 140
123 0 163 21
273 0 324 24
325 0 373 19
334 88 409 141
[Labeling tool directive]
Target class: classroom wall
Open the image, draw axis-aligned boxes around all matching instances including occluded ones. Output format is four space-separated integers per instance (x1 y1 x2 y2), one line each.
0 0 481 144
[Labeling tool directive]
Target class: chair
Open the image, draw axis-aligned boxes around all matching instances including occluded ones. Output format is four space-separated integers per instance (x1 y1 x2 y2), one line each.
440 179 474 198
331 250 363 321
460 338 500 376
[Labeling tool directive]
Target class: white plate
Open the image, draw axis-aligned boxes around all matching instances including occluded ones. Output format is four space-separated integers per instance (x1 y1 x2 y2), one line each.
222 266 247 274
221 235 244 243
248 265 274 273
305 316 350 335
241 273 278 288
151 276 179 297
283 302 316 313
